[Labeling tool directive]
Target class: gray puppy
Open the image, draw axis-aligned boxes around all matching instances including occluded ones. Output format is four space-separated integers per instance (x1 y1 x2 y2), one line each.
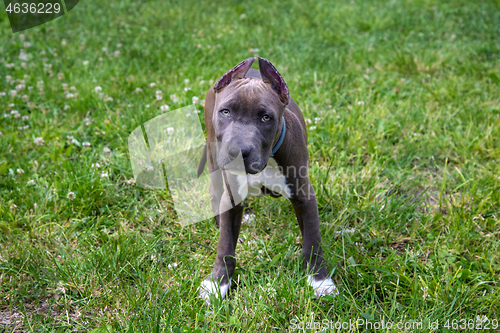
199 57 337 302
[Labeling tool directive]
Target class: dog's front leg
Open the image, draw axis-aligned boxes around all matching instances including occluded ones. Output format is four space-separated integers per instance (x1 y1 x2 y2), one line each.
199 189 244 303
290 178 339 298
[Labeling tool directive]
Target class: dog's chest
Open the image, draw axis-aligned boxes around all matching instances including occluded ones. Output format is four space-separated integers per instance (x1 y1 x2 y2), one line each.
237 158 291 199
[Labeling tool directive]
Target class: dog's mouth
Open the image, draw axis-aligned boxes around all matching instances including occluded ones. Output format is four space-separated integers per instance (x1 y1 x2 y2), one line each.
222 162 267 175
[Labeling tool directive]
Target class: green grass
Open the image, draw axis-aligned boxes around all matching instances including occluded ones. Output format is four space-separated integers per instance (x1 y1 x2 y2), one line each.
1 0 500 331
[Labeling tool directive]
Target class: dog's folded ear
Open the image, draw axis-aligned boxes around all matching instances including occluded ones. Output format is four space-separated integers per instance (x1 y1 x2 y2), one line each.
258 57 290 105
213 57 256 93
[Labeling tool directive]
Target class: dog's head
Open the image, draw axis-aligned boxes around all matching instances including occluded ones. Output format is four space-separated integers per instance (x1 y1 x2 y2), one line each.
212 57 289 174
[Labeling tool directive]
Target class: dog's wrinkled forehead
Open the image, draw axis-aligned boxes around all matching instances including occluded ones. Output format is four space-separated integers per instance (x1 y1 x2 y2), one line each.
215 78 282 111
214 57 290 106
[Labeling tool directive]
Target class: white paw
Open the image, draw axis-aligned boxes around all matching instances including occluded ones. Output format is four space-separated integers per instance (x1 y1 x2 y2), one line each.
307 276 339 298
198 278 232 305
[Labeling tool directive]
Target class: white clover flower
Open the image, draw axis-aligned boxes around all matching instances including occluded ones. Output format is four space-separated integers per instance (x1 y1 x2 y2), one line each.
27 179 35 186
91 163 101 168
62 83 68 90
19 51 29 62
103 147 111 154
194 109 201 114
145 104 150 108
357 101 365 106
184 87 191 92
184 79 190 85
22 115 29 121
34 137 44 145
192 96 199 104
101 171 108 178
249 47 259 53
117 43 122 49
65 92 75 99
23 41 31 48
155 90 163 100
37 80 44 88
57 72 64 80
103 96 113 102
6 75 12 83
17 168 24 174
135 87 143 93
160 105 169 112
309 126 316 130
5 63 15 68
94 86 103 93
84 118 91 125
19 34 25 41
314 117 321 123
67 192 76 200
64 105 70 110
149 82 156 87
10 90 17 97
82 141 91 148
305 118 312 124
170 94 179 103
114 50 120 57
200 100 205 107
102 47 107 52
167 127 174 135
0 92 6 97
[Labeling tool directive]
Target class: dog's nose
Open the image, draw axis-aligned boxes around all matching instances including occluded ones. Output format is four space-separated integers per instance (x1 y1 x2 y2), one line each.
228 145 251 160
240 147 251 160
227 145 240 159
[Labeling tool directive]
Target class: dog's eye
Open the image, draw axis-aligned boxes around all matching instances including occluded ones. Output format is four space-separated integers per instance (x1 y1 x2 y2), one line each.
261 115 272 122
220 109 230 117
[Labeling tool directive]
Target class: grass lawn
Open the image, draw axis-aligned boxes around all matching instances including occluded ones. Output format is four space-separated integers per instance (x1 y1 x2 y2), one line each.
1 0 499 331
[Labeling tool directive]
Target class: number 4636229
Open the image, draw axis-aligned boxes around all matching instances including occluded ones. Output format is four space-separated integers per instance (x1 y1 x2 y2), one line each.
5 2 61 14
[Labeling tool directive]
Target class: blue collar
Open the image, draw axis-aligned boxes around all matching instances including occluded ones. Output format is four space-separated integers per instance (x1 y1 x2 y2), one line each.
270 115 286 157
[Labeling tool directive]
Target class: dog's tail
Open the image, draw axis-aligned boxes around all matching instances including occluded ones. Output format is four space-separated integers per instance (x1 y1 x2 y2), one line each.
197 144 207 178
